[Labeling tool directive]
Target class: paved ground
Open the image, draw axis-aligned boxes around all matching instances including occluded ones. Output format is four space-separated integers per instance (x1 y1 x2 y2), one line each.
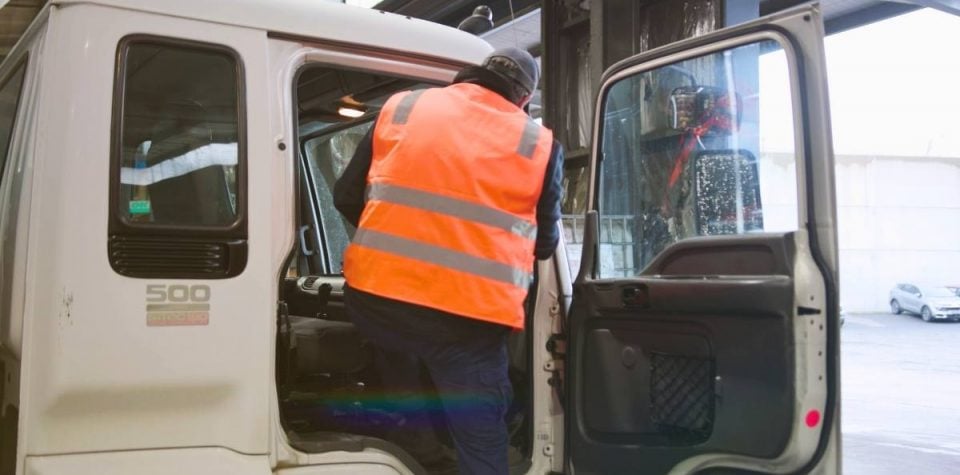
842 312 960 474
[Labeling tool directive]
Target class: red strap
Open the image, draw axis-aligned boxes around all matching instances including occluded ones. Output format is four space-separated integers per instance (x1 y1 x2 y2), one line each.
662 95 736 215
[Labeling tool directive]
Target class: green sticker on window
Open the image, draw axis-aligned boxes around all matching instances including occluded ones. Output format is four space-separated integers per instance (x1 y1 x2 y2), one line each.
129 200 152 215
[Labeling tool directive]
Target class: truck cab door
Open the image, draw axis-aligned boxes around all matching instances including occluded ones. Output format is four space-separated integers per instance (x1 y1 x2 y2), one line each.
565 5 839 474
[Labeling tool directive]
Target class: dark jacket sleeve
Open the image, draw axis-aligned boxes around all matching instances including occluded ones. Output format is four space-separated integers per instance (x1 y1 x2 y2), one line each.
333 126 375 228
534 140 564 260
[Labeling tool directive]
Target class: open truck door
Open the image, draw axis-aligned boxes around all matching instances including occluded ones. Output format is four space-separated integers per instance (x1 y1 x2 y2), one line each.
565 4 839 474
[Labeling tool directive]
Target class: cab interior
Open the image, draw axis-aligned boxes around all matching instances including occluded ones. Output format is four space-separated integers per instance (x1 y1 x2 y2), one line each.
275 63 535 474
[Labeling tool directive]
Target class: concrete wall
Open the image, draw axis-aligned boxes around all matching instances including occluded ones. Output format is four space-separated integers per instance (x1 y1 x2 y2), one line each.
835 155 960 312
763 153 960 312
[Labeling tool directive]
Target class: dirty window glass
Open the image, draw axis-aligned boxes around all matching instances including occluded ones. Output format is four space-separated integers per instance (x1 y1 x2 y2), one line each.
596 39 798 277
303 121 373 273
0 62 26 177
117 41 241 227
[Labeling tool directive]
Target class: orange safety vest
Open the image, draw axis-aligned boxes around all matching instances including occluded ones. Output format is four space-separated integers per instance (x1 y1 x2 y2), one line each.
343 83 553 329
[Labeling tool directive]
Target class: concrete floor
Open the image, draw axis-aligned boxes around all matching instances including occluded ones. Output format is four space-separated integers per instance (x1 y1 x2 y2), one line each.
842 312 960 474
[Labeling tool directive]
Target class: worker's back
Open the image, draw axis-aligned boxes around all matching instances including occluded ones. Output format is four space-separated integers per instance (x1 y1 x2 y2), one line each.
345 82 552 328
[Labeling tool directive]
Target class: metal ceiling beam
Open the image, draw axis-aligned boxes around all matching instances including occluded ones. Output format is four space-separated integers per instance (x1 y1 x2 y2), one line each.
374 0 541 28
825 2 920 34
374 0 477 22
0 0 44 60
762 1 927 35
760 0 809 16
903 0 960 15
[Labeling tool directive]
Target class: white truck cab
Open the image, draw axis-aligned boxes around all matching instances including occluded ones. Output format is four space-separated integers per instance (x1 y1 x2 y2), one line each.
0 1 841 474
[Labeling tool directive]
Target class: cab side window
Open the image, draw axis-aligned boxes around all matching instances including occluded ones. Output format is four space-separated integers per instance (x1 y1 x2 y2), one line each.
109 37 247 278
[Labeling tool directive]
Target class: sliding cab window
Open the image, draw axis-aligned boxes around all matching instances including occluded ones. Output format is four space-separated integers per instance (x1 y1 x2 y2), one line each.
109 38 246 278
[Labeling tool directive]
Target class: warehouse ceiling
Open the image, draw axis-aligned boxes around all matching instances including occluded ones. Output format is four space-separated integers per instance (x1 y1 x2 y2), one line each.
0 0 43 61
386 0 928 37
0 1 953 64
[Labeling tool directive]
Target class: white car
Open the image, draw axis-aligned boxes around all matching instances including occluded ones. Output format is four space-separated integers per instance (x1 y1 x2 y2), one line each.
889 283 960 322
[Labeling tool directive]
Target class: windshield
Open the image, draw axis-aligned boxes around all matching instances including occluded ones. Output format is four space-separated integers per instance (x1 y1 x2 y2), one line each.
926 287 957 298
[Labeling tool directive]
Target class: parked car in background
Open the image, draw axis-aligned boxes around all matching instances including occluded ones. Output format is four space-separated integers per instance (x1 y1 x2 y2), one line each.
889 283 960 322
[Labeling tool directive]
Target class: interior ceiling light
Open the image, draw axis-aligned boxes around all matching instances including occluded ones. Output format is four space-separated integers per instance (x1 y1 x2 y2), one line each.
337 106 365 118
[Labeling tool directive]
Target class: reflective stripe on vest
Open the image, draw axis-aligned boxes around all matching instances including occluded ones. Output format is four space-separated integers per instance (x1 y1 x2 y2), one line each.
344 84 553 328
516 120 541 159
392 89 425 125
353 228 533 289
366 183 537 240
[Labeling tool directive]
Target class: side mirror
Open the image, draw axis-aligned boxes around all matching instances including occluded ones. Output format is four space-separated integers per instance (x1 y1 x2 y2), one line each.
669 86 742 132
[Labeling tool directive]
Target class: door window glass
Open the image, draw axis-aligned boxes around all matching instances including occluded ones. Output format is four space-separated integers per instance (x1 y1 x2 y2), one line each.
597 40 798 277
116 41 242 227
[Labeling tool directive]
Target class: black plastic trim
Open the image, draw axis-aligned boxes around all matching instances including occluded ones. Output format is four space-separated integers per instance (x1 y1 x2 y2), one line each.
292 63 341 275
298 149 328 274
108 235 247 278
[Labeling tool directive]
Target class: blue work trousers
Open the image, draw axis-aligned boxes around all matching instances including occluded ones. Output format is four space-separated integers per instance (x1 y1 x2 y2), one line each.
346 288 513 475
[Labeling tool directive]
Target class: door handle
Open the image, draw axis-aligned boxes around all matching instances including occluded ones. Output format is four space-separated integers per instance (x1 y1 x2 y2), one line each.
299 225 315 256
622 284 649 307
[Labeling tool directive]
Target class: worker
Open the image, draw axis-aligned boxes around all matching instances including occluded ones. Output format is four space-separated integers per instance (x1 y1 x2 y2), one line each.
333 47 563 475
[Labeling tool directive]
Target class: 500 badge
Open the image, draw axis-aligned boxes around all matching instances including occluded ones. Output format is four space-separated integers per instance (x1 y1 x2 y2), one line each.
145 284 211 327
